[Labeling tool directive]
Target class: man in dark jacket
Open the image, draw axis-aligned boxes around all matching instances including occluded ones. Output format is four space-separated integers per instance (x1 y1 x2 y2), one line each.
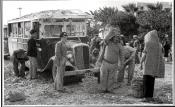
27 29 38 79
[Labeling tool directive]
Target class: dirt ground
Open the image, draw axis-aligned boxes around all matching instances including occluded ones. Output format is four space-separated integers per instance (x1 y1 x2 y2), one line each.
3 59 173 105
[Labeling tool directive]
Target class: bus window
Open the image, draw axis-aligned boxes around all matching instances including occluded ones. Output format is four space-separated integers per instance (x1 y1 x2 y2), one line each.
18 22 23 38
66 25 75 36
3 26 8 39
24 21 31 38
44 25 63 37
32 22 39 39
11 23 18 37
8 24 12 37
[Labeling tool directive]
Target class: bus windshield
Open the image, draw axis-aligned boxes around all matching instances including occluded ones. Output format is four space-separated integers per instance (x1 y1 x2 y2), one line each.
44 25 63 37
66 23 86 37
44 22 86 37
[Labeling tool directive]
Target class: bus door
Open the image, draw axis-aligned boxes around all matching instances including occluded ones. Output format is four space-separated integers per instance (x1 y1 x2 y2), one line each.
8 23 18 56
17 22 24 50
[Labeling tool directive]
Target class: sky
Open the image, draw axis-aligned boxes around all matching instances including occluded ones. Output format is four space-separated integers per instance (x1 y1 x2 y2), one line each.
2 0 172 25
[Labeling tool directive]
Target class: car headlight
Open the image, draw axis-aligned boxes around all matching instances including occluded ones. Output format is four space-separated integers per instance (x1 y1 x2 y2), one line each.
67 53 73 59
67 52 74 64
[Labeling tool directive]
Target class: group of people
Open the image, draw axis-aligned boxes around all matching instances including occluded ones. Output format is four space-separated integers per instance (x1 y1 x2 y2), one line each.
95 24 136 92
12 23 165 102
27 29 68 92
12 29 38 79
12 29 68 93
94 24 165 102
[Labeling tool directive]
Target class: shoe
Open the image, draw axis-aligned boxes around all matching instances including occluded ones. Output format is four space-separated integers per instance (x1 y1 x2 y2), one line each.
141 98 154 102
57 88 68 93
127 82 131 86
113 83 122 89
57 89 67 93
19 76 26 79
29 77 37 80
104 90 110 93
141 98 149 102
99 90 110 93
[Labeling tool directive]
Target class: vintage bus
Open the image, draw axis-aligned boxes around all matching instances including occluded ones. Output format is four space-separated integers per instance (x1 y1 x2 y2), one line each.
7 9 99 77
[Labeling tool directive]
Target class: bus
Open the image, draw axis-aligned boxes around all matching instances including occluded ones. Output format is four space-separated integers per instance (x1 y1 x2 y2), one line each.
7 9 99 77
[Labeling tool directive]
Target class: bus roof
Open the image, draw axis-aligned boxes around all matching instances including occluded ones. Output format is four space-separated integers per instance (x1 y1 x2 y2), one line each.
8 9 93 23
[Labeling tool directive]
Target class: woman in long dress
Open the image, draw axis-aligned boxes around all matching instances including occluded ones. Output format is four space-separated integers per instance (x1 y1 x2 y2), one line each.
140 30 165 102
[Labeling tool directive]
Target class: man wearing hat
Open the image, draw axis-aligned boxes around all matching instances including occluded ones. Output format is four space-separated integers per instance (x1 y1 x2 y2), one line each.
27 29 38 79
12 49 29 78
90 34 101 54
117 43 136 85
133 35 140 49
52 32 68 92
130 35 140 64
96 24 124 93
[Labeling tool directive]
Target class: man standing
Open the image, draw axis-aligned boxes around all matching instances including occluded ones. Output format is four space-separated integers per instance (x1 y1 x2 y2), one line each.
163 35 171 62
96 25 124 93
130 35 140 64
52 32 68 92
27 29 38 80
90 34 101 54
117 43 136 85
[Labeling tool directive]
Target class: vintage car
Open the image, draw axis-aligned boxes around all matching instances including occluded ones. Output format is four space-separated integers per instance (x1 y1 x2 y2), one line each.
42 40 99 78
5 9 99 81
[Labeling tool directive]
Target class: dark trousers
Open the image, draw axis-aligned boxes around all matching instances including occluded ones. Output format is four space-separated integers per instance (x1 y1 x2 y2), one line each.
143 75 155 98
13 59 25 77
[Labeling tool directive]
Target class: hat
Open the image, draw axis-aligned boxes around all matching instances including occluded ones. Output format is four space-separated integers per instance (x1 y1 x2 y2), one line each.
133 35 138 38
30 29 37 35
120 34 124 37
165 34 168 38
99 28 104 32
60 32 68 38
104 27 120 41
126 43 130 46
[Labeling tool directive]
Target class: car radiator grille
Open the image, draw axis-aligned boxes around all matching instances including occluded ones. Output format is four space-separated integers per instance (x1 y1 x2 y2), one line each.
74 45 89 69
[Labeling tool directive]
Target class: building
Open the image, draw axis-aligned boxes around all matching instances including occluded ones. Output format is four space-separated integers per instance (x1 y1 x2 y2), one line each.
136 2 172 11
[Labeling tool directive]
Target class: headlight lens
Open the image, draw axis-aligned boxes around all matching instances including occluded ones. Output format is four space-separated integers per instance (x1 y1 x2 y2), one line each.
67 54 73 59
67 52 74 64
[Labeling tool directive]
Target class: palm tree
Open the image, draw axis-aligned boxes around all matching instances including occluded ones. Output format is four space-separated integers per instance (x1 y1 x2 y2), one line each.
147 2 163 11
122 3 138 16
93 7 118 25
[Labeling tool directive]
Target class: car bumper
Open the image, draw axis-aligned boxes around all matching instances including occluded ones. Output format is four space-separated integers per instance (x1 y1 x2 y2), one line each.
64 67 100 76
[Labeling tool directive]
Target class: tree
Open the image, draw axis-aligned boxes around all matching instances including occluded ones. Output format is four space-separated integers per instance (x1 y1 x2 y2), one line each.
136 2 172 43
92 7 118 25
110 11 139 38
92 7 139 39
147 2 163 11
122 3 138 16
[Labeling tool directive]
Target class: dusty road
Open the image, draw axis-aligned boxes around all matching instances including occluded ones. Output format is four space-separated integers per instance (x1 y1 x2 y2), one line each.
3 59 173 105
